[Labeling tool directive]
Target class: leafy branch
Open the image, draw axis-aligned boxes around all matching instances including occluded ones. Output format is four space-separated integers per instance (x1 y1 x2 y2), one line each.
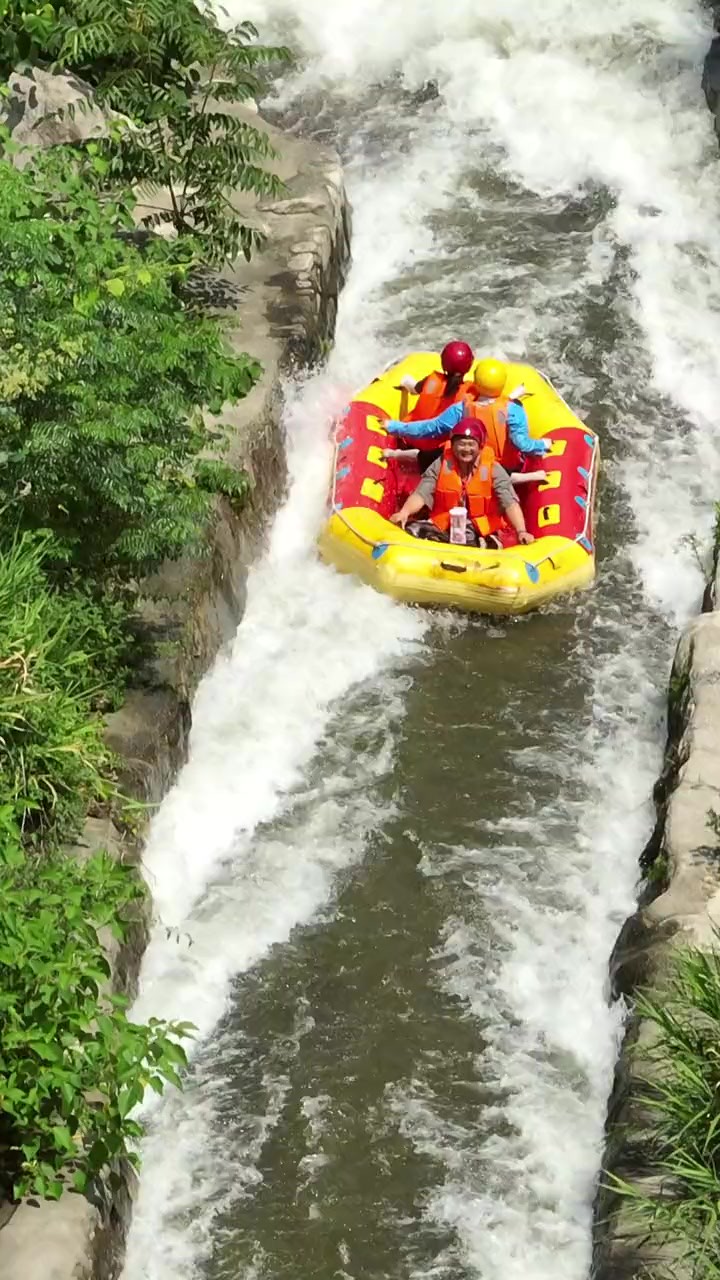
0 804 193 1202
610 937 720 1280
0 143 260 578
3 0 291 262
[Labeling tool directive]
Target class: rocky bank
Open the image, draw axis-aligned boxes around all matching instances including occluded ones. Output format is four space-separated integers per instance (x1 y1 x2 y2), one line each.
593 37 720 1275
593 598 720 1278
0 71 350 1280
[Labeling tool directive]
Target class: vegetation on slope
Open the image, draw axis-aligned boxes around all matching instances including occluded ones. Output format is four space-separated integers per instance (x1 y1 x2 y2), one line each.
0 0 283 1203
616 940 720 1279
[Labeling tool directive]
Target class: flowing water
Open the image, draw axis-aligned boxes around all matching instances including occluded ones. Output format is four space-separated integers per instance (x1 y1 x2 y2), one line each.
122 4 720 1278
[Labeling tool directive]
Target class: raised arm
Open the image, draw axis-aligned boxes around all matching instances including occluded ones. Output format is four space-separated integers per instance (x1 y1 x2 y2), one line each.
385 401 465 440
506 401 550 457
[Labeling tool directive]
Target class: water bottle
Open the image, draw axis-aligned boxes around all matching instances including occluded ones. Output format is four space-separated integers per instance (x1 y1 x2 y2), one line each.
449 506 467 545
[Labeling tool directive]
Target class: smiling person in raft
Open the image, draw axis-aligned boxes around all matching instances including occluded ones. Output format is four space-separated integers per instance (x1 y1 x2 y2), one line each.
390 419 535 548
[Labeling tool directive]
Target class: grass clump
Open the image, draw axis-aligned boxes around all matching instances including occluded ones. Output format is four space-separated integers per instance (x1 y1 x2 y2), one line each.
0 532 122 845
614 941 720 1280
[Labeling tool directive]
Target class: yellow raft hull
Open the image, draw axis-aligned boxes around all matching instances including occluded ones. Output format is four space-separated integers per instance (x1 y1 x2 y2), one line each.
319 353 599 616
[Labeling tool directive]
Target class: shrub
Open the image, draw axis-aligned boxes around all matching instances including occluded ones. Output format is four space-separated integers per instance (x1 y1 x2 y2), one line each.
0 807 193 1201
0 4 278 1204
1 0 289 263
0 0 58 68
0 531 118 844
613 942 720 1279
0 143 259 578
55 579 132 711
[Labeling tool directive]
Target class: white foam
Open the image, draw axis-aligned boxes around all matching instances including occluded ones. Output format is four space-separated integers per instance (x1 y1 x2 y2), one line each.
122 357 427 1280
401 651 661 1280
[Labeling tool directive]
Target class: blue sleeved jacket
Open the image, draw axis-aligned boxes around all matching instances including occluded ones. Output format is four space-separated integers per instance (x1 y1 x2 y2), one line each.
386 399 549 456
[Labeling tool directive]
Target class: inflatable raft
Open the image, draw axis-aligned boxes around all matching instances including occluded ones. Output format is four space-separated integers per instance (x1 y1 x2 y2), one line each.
318 353 599 615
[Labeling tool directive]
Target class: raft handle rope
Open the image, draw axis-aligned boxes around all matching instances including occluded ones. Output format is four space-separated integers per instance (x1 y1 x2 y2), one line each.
573 430 599 549
538 367 599 550
522 392 599 575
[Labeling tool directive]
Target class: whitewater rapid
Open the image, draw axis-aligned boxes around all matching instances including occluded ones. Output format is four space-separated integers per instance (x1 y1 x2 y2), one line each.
121 3 720 1278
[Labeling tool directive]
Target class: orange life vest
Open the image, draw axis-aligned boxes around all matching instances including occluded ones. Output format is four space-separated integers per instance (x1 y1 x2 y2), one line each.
406 372 452 422
401 374 475 451
460 395 523 471
430 443 506 537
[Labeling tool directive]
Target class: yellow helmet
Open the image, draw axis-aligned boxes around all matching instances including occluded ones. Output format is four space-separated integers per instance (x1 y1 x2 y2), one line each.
472 358 507 398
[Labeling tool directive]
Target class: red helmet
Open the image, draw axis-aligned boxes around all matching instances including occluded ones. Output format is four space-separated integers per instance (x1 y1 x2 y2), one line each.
440 340 474 376
451 418 486 444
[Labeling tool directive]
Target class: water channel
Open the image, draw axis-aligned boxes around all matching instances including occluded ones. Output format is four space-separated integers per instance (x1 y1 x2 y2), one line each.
123 4 720 1277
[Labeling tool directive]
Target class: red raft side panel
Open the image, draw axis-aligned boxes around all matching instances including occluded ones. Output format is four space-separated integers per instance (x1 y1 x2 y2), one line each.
521 426 597 548
332 400 421 519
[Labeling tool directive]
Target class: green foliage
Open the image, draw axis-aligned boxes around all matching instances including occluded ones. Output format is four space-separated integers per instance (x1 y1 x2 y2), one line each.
0 143 259 576
644 849 669 888
0 536 192 1202
0 1 277 1204
0 806 193 1201
612 941 720 1280
194 457 252 505
2 0 290 262
0 0 58 68
56 580 132 711
0 531 119 845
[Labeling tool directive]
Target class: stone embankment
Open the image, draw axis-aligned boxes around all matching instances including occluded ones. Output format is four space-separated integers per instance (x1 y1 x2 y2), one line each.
0 72 350 1280
593 33 720 1268
594 593 720 1278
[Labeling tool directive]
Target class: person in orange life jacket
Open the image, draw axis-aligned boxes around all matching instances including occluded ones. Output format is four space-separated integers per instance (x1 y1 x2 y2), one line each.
389 420 535 548
388 358 551 469
396 339 475 423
